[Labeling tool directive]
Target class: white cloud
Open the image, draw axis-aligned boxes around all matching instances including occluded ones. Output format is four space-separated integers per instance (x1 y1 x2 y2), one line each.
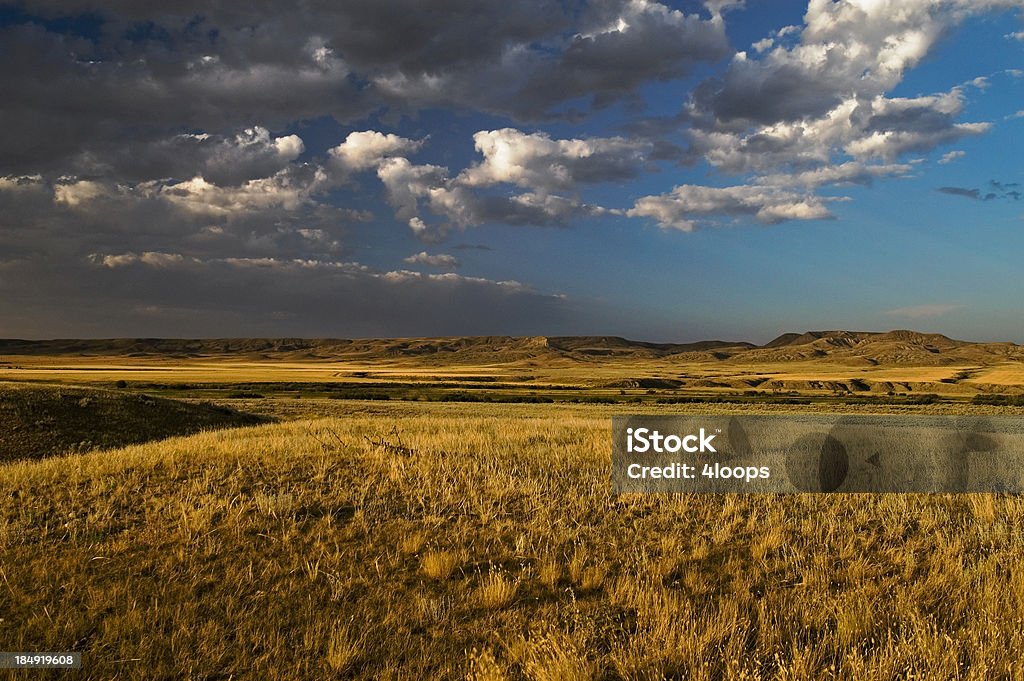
843 89 991 161
88 251 528 292
457 128 651 193
845 122 990 161
376 157 448 221
403 251 460 269
380 269 529 291
377 155 591 237
626 184 833 231
939 150 966 164
0 175 44 192
677 0 1011 222
328 131 424 174
92 252 192 268
54 179 112 207
690 98 863 174
756 161 912 188
152 166 327 216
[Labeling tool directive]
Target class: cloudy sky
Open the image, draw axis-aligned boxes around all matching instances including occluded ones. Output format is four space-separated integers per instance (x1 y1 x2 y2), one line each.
1 0 1022 342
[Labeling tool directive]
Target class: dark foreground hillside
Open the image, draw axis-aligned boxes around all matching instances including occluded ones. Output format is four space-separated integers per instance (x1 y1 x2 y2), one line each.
0 383 267 462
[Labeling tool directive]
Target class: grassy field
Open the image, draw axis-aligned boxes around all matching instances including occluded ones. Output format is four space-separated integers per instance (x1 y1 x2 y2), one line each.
4 397 1024 679
4 351 1024 401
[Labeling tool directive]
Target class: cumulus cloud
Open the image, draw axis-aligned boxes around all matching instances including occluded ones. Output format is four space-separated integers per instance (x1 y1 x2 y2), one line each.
625 184 834 231
376 144 602 239
655 1 1018 227
1 1 1020 337
457 129 652 192
939 150 966 164
684 1 1016 166
376 158 449 223
363 0 731 119
328 131 425 175
0 168 358 270
505 0 731 116
0 174 45 192
755 161 913 188
0 21 365 177
3 1 1014 247
92 252 192 269
403 251 460 269
53 179 111 207
423 185 590 233
20 126 307 188
150 167 328 216
689 81 991 179
0 0 730 179
844 90 990 161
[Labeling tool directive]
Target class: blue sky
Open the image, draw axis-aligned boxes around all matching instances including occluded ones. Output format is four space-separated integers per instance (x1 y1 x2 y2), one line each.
0 1 1022 342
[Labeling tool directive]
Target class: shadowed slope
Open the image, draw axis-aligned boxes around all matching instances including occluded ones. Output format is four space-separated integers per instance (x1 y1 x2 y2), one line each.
0 383 268 462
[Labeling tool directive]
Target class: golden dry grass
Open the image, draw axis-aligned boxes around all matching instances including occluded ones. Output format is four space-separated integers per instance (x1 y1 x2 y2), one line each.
2 402 1024 678
4 350 1022 397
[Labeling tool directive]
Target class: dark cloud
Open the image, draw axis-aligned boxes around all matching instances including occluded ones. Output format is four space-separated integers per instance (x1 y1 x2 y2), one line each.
0 256 573 338
0 20 368 176
101 128 305 186
0 171 356 263
939 186 986 200
0 1 1019 338
0 0 728 179
513 0 730 116
939 184 1022 201
991 180 1021 192
692 60 844 127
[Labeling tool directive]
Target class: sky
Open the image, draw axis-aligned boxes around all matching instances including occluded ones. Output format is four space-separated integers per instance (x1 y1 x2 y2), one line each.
0 0 1022 343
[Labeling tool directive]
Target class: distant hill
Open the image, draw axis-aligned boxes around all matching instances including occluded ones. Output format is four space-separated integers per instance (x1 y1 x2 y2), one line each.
1 330 1022 367
0 336 756 364
744 330 1021 366
0 383 267 462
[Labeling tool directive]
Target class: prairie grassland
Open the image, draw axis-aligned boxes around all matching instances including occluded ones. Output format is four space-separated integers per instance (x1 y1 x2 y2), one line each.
3 402 1024 679
0 353 1010 397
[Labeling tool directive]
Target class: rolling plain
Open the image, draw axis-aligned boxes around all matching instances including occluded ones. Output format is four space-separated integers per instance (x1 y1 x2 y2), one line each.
3 330 1024 679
